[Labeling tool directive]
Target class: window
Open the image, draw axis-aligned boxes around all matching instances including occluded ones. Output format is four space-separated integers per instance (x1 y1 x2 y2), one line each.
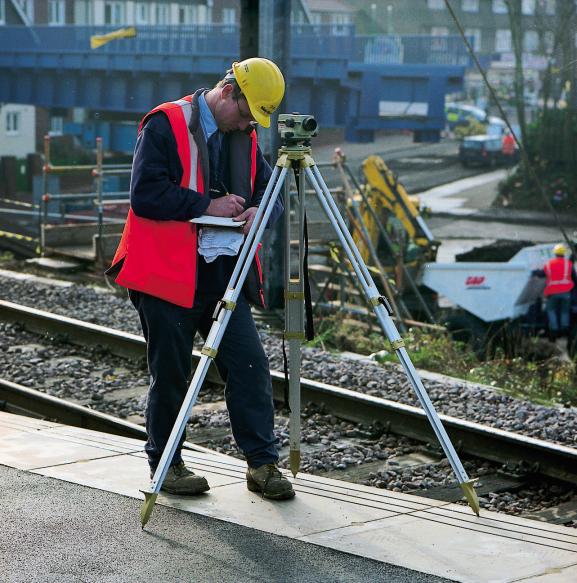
541 0 555 15
544 30 555 52
135 2 149 25
431 26 449 36
462 0 479 11
48 0 65 25
49 116 63 137
331 13 351 35
428 0 445 9
0 0 5 25
495 29 512 51
524 30 539 51
179 6 193 24
465 28 482 50
222 8 236 25
522 0 536 15
493 0 507 13
104 2 124 25
6 112 20 135
156 4 169 25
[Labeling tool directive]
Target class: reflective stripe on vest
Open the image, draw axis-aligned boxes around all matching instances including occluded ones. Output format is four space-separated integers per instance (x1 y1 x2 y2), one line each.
544 257 574 297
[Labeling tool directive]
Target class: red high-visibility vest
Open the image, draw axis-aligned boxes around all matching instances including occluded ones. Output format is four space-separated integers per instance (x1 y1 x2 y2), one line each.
109 95 259 308
544 257 574 297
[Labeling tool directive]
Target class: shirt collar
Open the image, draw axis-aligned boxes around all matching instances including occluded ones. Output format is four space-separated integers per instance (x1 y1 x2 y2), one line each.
199 92 219 142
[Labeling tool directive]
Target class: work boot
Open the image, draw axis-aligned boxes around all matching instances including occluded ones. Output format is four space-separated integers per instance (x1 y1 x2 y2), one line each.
152 462 210 495
246 463 295 500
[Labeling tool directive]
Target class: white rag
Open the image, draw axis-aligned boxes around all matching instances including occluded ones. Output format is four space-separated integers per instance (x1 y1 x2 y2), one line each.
198 226 244 263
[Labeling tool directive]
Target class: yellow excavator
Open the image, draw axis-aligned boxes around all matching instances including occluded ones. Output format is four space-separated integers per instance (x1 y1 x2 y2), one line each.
332 151 440 324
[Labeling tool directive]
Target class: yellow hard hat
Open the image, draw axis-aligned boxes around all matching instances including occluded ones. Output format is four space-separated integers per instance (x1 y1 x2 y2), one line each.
231 58 285 128
553 243 567 256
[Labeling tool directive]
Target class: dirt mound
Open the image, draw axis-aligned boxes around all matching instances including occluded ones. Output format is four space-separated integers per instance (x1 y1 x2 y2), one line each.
456 240 534 262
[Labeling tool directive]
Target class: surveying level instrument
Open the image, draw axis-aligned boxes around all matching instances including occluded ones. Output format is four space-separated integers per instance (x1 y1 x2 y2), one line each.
140 113 481 528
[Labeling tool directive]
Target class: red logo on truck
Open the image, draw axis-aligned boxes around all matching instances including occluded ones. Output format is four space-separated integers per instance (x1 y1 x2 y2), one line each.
466 276 486 286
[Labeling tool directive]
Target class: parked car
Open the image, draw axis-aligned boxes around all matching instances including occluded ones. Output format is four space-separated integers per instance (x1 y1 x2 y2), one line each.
458 134 518 167
445 103 487 129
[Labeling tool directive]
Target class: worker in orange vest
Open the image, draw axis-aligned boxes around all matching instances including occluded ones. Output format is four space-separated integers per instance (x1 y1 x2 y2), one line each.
107 58 295 500
534 244 575 339
501 129 516 165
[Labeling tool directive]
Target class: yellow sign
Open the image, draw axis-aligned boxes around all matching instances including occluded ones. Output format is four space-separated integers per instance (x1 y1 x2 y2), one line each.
90 27 136 50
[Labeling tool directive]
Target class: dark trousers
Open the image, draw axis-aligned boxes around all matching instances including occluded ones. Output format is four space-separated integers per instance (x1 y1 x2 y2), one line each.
129 290 278 470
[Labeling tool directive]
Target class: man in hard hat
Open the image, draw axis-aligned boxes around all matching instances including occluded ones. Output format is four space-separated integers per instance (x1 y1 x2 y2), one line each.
107 58 295 500
533 244 575 340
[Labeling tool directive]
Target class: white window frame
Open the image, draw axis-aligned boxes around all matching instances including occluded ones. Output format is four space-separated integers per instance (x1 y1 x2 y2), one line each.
0 0 5 25
428 0 445 9
178 5 193 24
6 111 20 136
49 116 64 137
222 7 236 25
465 28 482 50
48 0 66 25
495 29 512 51
462 0 479 12
493 0 507 14
135 2 149 25
522 0 536 15
156 4 169 25
104 1 124 25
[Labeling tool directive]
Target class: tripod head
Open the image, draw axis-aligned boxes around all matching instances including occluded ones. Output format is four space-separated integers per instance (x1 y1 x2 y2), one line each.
278 114 318 148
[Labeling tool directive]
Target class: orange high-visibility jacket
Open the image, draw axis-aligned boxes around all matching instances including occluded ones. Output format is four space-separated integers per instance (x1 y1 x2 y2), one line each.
544 257 574 297
108 93 261 308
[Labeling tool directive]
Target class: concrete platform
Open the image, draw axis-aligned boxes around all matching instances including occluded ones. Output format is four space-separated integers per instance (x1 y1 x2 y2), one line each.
1 411 576 582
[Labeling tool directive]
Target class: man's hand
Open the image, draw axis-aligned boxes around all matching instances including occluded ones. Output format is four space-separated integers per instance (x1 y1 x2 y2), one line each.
205 194 245 218
233 206 258 235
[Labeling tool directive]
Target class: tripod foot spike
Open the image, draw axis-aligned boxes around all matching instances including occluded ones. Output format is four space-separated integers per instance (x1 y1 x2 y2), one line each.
140 491 158 528
289 450 300 478
460 479 480 516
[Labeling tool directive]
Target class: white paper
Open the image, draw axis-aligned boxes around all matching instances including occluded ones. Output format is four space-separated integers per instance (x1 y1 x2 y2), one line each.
190 216 246 228
198 226 245 263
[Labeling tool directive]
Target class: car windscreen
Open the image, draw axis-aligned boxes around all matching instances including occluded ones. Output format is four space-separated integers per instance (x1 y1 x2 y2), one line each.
462 141 483 150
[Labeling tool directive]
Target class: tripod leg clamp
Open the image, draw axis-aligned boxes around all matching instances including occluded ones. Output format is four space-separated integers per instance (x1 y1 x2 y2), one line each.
284 331 305 340
211 298 236 321
201 346 218 359
371 295 394 316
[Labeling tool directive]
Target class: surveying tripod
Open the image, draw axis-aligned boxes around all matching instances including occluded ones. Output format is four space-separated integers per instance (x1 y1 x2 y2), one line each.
140 114 480 528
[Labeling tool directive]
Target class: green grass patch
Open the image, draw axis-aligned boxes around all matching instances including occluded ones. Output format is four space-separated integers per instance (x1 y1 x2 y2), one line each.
306 315 577 407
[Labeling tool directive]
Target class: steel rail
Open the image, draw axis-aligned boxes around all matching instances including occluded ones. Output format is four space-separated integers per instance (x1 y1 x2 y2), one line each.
0 378 222 460
1 298 576 485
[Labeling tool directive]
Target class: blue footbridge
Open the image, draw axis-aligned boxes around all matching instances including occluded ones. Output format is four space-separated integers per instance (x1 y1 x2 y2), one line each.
0 25 468 149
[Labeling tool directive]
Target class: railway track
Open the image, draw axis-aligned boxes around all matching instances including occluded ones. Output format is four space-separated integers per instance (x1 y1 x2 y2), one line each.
1 298 576 489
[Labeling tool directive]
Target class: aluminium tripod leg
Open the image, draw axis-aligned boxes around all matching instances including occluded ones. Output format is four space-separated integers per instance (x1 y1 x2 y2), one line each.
284 165 306 477
140 165 289 528
305 164 480 516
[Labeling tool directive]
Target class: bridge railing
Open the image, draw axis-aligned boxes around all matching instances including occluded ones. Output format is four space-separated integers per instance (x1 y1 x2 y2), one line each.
354 35 471 66
0 25 469 65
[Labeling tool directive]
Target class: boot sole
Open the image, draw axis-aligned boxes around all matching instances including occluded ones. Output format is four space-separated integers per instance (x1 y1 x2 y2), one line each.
160 482 210 496
246 477 295 500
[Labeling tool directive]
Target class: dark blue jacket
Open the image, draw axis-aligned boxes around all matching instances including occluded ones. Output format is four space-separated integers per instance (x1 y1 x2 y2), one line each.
130 111 282 224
